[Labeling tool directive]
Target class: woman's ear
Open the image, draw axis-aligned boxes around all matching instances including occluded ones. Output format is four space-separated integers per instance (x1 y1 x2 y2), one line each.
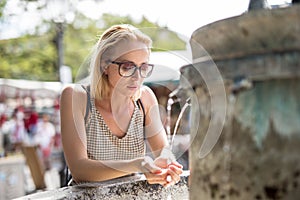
103 66 109 75
103 60 111 75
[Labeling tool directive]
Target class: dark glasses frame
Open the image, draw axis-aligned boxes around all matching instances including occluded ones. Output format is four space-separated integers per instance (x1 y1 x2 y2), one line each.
111 61 154 78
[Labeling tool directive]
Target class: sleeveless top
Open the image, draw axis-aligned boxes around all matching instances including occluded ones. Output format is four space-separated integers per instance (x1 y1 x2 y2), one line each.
84 88 145 161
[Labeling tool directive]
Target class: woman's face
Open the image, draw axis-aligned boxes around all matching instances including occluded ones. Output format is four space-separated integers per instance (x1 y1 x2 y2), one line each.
105 41 150 98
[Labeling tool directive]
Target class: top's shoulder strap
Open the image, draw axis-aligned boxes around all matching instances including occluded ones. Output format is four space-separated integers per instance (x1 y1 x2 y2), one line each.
81 85 91 123
136 99 145 127
137 98 146 140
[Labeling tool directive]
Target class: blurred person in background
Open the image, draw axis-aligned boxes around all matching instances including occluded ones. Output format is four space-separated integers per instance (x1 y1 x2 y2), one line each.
27 107 39 139
9 107 26 151
33 112 56 169
0 107 26 153
0 113 7 156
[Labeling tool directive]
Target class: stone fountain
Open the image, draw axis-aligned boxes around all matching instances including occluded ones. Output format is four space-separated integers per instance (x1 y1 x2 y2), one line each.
180 4 300 200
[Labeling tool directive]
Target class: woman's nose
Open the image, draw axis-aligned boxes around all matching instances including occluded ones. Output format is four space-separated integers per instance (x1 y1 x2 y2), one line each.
131 68 141 79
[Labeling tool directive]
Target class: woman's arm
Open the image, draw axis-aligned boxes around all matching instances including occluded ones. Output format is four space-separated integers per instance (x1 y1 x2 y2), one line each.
60 85 161 182
140 86 168 157
140 86 183 186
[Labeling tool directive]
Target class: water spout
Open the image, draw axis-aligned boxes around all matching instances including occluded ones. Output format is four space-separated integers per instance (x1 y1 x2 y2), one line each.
166 97 181 146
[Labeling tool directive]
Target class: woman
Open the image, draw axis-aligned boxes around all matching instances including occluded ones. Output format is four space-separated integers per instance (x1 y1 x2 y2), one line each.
60 24 183 187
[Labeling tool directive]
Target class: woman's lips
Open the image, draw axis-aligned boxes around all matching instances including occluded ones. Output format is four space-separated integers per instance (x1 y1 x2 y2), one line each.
127 85 138 90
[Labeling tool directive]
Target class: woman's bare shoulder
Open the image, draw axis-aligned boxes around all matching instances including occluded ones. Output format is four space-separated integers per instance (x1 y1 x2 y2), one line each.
60 84 88 109
140 85 158 107
61 84 87 98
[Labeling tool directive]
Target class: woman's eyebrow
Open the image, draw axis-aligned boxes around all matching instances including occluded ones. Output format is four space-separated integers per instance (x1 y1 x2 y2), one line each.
116 59 149 65
115 59 134 63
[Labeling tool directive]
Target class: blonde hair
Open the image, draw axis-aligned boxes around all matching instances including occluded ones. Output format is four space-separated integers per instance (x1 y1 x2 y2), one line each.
89 24 152 101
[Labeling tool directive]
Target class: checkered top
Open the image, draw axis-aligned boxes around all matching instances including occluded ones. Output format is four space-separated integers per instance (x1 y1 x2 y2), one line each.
85 97 145 161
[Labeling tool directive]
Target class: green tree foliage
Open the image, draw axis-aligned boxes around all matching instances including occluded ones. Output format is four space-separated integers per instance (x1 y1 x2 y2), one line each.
0 0 7 19
0 12 186 81
0 35 57 80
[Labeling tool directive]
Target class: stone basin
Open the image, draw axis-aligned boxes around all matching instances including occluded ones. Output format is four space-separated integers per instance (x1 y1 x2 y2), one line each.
15 170 189 200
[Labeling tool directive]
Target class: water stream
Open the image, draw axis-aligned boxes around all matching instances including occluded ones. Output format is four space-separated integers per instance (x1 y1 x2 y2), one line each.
163 95 191 199
166 95 191 151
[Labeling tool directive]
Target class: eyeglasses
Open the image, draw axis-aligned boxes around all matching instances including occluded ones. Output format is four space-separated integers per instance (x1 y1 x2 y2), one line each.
111 61 154 78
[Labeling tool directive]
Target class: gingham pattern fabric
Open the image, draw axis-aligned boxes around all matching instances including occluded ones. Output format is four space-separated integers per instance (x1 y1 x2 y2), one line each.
85 97 145 161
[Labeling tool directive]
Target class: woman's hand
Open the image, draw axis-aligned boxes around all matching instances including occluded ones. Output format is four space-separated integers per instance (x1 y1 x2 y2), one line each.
140 156 180 187
141 149 184 187
140 156 167 185
140 156 162 174
144 161 183 187
154 156 183 187
154 146 183 187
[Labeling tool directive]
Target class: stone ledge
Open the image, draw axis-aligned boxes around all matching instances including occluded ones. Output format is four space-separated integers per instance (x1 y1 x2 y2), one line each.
15 171 190 200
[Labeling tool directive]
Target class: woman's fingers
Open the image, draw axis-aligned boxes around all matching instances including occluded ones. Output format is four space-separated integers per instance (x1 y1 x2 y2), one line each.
169 164 183 176
169 160 183 169
145 168 182 187
141 156 162 174
167 166 181 183
144 171 168 185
